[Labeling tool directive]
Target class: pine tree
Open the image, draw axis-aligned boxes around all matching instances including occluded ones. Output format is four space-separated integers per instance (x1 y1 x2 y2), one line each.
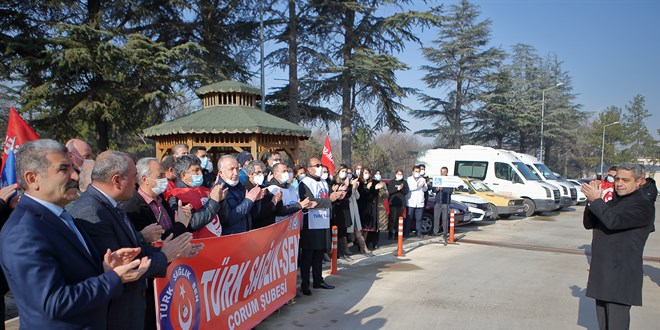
301 0 436 165
414 0 503 148
623 94 654 161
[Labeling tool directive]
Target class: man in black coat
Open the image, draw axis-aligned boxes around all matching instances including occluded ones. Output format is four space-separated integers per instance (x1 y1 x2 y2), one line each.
581 163 655 330
298 157 343 296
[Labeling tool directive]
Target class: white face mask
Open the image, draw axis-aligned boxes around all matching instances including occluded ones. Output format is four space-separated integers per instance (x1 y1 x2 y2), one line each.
347 173 353 179
205 159 214 172
314 166 323 177
224 177 239 187
253 174 264 186
355 169 362 176
321 173 329 180
339 171 347 179
413 172 420 178
150 178 169 196
363 173 370 180
420 170 425 176
374 174 381 181
298 174 306 181
395 174 403 181
279 172 290 183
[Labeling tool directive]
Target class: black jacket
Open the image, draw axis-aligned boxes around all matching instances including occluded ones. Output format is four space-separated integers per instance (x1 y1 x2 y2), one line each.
245 179 278 229
387 179 409 208
120 190 188 239
298 176 332 250
583 188 655 305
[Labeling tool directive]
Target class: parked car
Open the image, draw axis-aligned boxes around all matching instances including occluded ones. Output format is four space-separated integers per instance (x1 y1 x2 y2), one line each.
455 177 526 219
415 198 472 235
567 179 588 205
428 185 491 221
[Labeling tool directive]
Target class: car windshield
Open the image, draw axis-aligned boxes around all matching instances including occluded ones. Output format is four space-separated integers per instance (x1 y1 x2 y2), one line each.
468 179 492 192
534 163 558 180
513 162 541 180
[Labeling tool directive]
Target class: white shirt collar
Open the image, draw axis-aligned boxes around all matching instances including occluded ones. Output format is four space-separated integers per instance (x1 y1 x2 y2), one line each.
24 194 65 218
91 184 118 207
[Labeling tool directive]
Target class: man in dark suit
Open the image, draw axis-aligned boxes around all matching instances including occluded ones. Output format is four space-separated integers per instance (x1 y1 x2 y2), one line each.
72 150 201 330
581 163 655 330
0 139 150 329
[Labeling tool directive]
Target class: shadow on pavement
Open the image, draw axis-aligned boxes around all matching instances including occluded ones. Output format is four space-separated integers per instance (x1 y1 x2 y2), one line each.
569 285 598 330
643 264 660 287
258 256 403 329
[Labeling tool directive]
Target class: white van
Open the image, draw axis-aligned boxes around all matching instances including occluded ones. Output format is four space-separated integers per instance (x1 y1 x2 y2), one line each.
416 145 560 217
509 152 576 209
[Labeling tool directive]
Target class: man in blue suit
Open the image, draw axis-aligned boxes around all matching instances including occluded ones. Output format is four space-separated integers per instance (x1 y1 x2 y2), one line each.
0 139 151 329
72 150 201 330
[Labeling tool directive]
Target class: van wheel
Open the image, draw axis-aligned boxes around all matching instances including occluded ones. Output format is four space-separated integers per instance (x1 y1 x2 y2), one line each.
523 198 536 217
488 203 498 220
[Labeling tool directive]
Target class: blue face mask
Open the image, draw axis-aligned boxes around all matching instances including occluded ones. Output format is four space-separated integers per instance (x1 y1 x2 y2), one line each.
190 174 204 187
199 157 209 170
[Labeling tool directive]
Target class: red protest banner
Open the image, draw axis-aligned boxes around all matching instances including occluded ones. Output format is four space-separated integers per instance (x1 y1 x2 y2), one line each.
321 134 335 175
155 212 301 330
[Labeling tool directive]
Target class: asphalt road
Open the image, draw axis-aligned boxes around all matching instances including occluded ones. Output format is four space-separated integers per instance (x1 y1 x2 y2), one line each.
256 203 660 330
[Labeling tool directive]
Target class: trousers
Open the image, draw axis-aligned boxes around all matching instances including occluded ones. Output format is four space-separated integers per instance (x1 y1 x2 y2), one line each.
300 248 324 289
595 299 631 330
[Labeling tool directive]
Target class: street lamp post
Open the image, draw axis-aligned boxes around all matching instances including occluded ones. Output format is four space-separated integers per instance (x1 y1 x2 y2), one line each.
600 121 620 177
540 82 563 161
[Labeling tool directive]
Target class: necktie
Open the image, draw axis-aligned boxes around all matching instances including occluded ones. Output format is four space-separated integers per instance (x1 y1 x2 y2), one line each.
60 210 91 255
118 208 138 245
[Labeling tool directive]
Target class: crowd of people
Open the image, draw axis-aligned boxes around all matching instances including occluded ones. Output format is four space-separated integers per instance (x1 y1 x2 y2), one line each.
2 138 654 329
0 139 450 329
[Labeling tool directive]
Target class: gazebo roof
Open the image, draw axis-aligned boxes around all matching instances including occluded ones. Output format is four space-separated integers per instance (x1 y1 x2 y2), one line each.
143 105 311 138
195 80 261 97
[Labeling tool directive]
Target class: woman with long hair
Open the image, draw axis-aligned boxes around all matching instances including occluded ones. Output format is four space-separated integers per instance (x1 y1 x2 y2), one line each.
331 164 352 258
357 167 379 250
346 168 370 254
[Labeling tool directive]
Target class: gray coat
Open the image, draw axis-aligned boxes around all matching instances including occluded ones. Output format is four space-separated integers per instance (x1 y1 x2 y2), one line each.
583 188 654 306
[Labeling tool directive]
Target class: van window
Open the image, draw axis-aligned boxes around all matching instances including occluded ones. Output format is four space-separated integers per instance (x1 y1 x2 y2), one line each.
495 162 516 181
455 161 487 180
513 162 540 180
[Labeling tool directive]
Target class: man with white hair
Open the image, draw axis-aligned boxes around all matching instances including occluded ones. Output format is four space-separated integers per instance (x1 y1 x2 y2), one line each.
171 144 189 159
214 155 264 234
65 138 94 172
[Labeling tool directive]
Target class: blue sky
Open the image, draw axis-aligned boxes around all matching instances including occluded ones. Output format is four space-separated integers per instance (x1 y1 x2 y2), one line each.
261 0 660 142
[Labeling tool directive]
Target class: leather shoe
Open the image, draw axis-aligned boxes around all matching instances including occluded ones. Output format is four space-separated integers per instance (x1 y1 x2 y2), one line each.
301 288 312 296
313 282 335 289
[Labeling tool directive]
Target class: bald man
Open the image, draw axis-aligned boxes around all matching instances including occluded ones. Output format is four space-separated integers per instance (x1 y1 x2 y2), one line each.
65 139 94 171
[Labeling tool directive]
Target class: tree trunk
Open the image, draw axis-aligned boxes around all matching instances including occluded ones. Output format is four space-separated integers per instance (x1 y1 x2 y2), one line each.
287 0 300 123
94 113 110 151
340 9 355 165
453 78 463 148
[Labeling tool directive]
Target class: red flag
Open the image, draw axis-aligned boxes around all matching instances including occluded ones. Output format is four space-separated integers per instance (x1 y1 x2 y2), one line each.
321 134 335 175
2 107 40 175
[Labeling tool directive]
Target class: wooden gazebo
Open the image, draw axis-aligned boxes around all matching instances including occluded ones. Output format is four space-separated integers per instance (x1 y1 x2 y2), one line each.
143 80 310 164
